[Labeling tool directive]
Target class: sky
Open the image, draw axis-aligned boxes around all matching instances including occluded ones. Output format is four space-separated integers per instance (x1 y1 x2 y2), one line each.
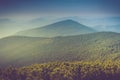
0 0 120 18
0 0 120 38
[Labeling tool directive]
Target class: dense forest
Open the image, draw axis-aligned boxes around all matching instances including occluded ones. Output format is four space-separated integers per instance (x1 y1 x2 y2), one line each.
1 32 120 66
1 61 120 80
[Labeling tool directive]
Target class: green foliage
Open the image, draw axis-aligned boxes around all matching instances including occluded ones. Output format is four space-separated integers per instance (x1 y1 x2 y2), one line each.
1 61 120 80
1 32 120 66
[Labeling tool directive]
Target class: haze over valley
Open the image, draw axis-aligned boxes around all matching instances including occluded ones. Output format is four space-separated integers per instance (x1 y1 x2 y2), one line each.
1 20 120 67
1 0 120 80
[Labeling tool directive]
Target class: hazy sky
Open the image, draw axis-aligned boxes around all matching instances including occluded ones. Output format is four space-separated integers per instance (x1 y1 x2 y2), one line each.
0 0 120 38
0 0 120 18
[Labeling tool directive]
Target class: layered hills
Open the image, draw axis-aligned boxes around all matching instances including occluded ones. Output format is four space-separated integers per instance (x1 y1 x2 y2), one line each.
0 32 120 66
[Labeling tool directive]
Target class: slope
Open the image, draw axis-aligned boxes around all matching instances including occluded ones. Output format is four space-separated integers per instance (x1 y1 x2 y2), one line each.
16 20 96 37
1 32 120 66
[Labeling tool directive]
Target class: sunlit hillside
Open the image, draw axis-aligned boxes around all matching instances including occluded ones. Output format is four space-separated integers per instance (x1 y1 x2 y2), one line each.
1 61 120 80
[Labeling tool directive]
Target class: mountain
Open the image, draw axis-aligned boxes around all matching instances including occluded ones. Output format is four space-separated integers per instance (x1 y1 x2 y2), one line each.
94 25 120 33
1 32 120 67
16 20 96 37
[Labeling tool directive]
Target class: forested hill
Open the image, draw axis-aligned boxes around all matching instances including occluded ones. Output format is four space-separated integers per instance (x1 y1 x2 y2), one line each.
0 32 120 66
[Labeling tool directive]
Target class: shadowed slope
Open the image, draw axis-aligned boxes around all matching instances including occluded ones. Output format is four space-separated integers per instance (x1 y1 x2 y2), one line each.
16 20 96 37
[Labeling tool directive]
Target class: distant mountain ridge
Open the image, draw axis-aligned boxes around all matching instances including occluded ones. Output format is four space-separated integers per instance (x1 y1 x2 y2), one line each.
1 32 120 67
16 19 96 37
94 25 120 33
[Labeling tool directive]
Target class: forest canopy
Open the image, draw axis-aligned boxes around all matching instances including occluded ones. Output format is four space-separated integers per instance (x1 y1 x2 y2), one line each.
1 61 120 80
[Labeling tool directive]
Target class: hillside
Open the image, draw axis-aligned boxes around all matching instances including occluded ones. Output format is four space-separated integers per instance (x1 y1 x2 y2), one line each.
16 20 96 37
1 61 120 80
1 32 120 66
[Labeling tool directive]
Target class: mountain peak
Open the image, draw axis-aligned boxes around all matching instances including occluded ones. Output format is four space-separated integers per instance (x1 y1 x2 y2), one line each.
58 19 78 23
52 19 80 25
16 20 96 37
